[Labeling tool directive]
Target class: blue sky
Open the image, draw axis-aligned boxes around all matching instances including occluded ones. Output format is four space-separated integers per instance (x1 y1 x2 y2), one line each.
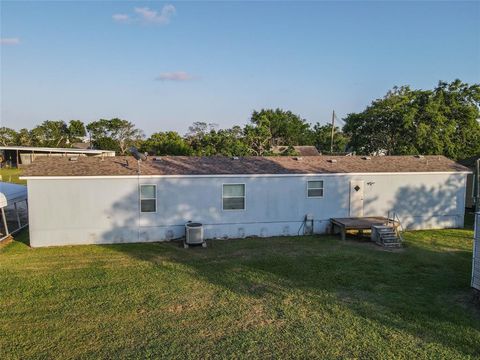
1 1 479 135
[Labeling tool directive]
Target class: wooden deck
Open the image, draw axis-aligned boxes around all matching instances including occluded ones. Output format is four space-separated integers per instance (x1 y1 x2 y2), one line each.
330 217 398 241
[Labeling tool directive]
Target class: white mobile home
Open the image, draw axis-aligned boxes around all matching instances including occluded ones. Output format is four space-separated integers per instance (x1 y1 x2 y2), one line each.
21 155 470 247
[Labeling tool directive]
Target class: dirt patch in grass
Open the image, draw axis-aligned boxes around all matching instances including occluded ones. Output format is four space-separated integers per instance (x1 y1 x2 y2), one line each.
0 236 13 248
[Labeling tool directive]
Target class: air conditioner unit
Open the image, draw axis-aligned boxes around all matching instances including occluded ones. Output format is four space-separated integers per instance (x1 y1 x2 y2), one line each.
184 222 206 248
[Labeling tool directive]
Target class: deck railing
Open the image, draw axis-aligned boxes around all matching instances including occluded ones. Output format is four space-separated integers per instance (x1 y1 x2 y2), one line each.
387 210 404 243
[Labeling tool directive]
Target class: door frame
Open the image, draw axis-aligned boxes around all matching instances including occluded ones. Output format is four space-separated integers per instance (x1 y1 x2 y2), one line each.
349 180 364 217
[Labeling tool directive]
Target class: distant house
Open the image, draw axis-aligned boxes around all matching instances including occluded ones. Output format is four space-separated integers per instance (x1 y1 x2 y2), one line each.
271 146 320 156
0 146 115 168
20 155 470 247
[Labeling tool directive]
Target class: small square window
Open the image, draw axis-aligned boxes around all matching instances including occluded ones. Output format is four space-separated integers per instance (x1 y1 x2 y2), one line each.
307 180 324 198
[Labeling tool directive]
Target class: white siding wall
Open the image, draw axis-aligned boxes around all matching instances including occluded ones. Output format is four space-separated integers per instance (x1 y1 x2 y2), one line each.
27 172 467 247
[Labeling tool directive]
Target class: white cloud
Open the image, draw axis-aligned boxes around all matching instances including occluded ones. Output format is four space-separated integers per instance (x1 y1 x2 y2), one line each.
0 38 20 45
135 5 176 24
155 72 195 82
113 5 176 25
112 14 130 23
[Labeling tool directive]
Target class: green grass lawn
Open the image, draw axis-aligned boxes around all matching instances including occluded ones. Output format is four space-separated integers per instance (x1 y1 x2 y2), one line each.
1 226 479 359
0 167 25 185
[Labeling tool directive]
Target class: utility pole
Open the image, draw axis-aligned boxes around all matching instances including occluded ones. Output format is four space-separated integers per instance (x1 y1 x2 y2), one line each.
330 110 335 154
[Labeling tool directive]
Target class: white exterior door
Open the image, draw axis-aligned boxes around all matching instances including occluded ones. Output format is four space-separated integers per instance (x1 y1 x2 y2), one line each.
349 180 364 217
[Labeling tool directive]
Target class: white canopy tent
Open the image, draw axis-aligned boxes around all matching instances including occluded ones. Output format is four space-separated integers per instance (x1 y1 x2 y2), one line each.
0 182 28 241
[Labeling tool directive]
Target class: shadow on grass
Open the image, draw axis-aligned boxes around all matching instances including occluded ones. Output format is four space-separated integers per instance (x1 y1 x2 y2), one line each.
102 231 480 357
13 229 31 246
0 228 30 251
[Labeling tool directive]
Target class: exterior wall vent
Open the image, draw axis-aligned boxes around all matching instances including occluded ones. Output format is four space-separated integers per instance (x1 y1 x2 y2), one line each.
362 156 371 160
69 156 78 162
414 155 425 159
152 157 162 162
293 157 302 161
231 156 239 160
327 159 337 163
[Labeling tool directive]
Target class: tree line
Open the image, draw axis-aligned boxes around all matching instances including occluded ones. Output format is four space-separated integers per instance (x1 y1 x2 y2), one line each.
1 79 479 160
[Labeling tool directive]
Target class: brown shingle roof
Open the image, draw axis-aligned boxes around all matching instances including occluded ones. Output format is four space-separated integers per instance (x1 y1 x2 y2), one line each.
272 146 320 156
21 155 470 177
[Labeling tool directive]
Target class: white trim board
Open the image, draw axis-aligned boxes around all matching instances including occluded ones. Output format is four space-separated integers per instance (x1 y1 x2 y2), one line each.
20 171 471 180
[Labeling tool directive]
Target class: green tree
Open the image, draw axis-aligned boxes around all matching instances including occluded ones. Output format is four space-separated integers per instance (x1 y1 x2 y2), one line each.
312 123 349 154
68 120 86 144
185 123 250 156
212 129 248 156
16 128 34 146
343 80 480 159
141 132 192 155
87 118 144 154
343 86 419 155
186 122 218 138
92 137 120 152
250 109 312 146
243 116 272 155
413 80 480 159
0 127 18 146
31 120 70 147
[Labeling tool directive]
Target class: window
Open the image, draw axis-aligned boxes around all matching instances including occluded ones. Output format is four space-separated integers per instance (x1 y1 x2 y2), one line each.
140 185 156 212
307 180 324 198
223 184 245 210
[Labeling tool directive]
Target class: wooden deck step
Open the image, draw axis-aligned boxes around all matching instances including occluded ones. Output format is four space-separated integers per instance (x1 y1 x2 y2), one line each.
371 224 401 247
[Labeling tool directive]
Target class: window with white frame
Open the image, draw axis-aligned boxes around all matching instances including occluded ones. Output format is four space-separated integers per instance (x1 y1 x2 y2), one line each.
222 184 245 210
140 185 156 212
307 180 324 198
